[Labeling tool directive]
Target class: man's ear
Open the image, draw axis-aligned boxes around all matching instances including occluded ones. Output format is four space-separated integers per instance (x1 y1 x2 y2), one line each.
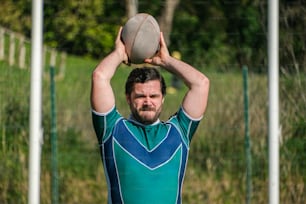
162 97 165 104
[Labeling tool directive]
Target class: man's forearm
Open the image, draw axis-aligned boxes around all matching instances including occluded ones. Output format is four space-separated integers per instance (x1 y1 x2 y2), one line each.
163 56 207 89
91 50 123 113
93 50 123 81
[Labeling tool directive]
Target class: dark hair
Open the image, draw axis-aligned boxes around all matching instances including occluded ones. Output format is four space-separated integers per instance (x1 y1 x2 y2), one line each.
125 67 166 96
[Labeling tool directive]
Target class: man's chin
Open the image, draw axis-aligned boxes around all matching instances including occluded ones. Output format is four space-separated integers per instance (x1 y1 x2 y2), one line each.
132 110 160 124
139 114 157 124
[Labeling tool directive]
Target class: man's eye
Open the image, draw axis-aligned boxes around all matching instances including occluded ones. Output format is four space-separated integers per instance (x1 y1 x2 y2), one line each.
150 95 159 98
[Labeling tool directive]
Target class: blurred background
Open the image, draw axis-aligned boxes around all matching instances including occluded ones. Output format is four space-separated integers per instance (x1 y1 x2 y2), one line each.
0 0 305 203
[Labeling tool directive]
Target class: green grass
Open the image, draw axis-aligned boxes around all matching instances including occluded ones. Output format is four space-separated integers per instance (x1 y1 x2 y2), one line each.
0 55 305 203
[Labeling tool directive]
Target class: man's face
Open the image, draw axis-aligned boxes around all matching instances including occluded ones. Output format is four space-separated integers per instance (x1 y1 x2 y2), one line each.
126 80 164 125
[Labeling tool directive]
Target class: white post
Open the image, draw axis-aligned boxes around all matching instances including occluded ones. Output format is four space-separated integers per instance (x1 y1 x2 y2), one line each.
28 0 44 204
268 0 279 204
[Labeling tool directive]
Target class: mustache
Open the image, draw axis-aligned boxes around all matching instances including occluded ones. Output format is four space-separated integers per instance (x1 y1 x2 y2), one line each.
140 106 155 111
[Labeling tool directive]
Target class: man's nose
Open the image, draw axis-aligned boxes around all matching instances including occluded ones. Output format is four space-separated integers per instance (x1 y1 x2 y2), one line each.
143 96 151 104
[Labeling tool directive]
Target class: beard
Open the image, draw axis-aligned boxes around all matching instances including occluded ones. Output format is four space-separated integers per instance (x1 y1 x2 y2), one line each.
131 105 162 125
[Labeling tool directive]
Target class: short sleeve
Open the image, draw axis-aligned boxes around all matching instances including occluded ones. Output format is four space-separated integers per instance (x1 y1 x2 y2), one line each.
168 107 202 143
92 106 122 144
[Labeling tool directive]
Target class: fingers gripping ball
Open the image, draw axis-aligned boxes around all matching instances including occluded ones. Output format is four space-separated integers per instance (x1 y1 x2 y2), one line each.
121 13 160 64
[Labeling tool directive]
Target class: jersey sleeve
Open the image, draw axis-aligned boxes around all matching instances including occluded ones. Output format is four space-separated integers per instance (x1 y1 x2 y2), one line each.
169 107 202 144
91 106 122 144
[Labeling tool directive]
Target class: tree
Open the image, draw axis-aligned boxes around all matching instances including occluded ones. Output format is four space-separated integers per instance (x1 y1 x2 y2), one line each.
2 0 304 74
44 0 125 57
125 0 138 18
0 0 31 36
158 0 180 45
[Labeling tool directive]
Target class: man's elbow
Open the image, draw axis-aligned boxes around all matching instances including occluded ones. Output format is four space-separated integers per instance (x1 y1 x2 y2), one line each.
199 74 210 90
92 69 101 80
92 69 108 82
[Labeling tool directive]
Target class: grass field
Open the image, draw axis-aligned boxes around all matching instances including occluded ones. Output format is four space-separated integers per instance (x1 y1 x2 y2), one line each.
0 54 305 203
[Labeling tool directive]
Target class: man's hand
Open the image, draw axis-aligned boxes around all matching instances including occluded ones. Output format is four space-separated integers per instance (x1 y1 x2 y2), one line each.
115 27 129 65
144 32 170 67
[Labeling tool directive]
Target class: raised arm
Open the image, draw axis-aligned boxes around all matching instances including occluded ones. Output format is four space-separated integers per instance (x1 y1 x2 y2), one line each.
91 27 128 113
145 33 210 119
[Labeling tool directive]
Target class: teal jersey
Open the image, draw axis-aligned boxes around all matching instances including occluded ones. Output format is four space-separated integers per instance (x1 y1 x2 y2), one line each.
92 107 201 204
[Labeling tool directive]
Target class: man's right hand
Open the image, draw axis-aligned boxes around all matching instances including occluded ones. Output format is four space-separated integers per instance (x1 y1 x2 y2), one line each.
115 26 129 65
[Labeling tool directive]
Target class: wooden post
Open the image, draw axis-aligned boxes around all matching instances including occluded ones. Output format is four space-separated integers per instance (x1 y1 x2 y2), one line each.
19 35 26 69
9 32 16 66
59 52 66 78
50 49 57 67
0 27 4 60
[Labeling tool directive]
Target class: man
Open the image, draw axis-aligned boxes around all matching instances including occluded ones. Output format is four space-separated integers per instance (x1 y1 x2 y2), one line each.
91 27 209 204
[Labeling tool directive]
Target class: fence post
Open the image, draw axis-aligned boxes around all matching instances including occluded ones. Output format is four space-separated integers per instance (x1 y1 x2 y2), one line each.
0 27 66 73
50 64 59 204
50 49 57 67
59 52 66 78
19 35 26 69
0 27 4 60
9 32 15 66
43 46 47 71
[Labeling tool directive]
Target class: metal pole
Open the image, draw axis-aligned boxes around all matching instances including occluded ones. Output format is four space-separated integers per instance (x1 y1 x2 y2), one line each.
268 0 279 203
243 66 252 204
50 65 59 204
28 0 44 204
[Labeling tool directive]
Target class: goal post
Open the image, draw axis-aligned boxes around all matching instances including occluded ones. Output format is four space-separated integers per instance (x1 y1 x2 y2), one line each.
268 0 280 203
28 0 44 204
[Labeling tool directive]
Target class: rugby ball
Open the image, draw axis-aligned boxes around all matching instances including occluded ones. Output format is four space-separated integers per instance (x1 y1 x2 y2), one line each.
121 13 160 64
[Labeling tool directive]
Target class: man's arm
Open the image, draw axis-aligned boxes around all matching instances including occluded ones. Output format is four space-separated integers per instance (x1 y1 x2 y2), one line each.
91 27 128 113
145 33 210 119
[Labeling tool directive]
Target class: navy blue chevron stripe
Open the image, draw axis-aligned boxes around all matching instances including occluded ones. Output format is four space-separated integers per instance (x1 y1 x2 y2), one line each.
113 121 182 169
